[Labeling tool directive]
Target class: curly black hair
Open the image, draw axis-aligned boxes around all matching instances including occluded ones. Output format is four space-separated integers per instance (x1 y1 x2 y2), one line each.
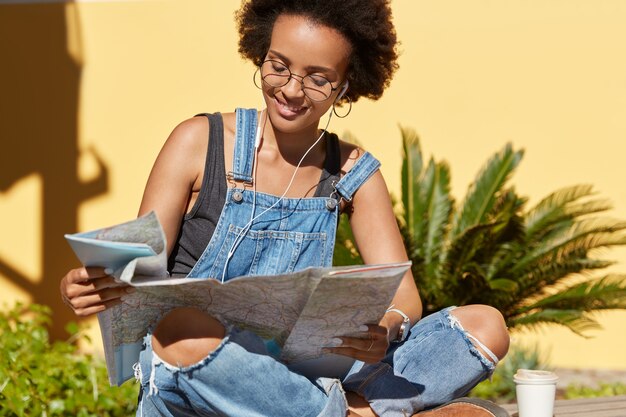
236 0 399 103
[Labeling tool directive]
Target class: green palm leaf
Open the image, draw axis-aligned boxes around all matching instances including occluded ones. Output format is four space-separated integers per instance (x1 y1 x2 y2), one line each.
504 261 616 320
508 309 600 337
399 130 454 287
334 128 626 336
451 143 523 239
440 222 502 291
517 275 626 315
333 214 363 266
401 127 424 237
513 219 626 276
424 161 453 280
526 185 612 240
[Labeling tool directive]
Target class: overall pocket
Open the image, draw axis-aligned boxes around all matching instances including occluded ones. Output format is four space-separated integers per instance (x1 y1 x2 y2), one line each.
210 224 327 279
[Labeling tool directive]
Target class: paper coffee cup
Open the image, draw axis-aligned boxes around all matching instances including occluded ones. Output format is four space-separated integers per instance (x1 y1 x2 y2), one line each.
513 369 558 417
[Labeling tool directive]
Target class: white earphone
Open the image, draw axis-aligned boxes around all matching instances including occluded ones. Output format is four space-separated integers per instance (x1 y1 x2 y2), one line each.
254 111 264 149
336 80 349 101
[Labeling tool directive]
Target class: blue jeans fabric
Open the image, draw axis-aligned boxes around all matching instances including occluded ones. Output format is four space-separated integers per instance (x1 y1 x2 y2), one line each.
135 307 495 416
136 327 347 417
135 109 495 415
342 307 496 416
185 108 380 281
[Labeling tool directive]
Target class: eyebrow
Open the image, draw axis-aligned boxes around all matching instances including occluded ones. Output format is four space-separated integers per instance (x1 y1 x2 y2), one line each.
267 50 338 76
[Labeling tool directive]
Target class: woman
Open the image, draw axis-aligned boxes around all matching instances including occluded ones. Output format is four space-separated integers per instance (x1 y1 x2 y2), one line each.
60 1 510 416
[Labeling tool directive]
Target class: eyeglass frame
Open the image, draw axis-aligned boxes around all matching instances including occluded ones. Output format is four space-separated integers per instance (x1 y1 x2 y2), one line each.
256 59 346 102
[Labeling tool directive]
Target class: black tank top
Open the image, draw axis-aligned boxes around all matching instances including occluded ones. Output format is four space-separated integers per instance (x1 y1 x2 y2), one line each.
167 112 341 277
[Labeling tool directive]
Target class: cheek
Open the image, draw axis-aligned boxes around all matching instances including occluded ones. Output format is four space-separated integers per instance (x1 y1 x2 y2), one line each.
261 84 279 100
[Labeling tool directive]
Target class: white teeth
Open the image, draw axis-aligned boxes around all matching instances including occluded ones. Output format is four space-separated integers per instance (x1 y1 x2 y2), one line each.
277 99 303 112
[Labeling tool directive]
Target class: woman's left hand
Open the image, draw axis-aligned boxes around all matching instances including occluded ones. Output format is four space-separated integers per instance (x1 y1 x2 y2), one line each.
323 324 389 363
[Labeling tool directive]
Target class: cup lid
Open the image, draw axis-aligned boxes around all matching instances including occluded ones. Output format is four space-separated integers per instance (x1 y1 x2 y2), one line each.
514 369 559 384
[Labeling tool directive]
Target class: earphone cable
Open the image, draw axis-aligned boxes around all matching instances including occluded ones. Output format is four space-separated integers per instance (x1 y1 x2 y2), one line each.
221 109 334 282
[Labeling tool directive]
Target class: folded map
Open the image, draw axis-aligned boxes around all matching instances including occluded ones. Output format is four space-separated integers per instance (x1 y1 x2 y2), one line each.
65 212 411 386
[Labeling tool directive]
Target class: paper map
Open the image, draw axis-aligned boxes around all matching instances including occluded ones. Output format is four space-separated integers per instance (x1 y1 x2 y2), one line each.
65 212 410 385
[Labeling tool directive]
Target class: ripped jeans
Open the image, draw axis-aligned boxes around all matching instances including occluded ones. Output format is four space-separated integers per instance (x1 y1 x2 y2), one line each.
134 307 497 417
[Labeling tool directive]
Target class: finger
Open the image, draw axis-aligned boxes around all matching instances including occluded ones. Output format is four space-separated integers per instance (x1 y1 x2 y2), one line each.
64 276 130 300
359 324 388 339
328 336 388 358
339 334 386 351
78 276 129 294
66 267 109 284
68 286 134 311
332 336 369 350
74 298 124 317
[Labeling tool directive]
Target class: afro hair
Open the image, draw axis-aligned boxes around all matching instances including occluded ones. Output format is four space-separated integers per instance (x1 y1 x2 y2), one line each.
236 0 399 103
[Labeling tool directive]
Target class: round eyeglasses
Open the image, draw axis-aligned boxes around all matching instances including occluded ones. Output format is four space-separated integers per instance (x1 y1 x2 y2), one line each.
259 59 341 102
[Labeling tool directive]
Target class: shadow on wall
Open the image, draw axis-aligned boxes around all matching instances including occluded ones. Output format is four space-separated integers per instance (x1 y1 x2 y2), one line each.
0 2 108 339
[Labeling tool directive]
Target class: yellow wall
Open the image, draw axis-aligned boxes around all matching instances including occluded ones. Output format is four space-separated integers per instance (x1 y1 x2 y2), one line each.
1 1 625 369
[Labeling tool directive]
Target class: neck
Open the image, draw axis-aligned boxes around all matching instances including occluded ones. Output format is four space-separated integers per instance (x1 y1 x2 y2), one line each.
261 115 328 166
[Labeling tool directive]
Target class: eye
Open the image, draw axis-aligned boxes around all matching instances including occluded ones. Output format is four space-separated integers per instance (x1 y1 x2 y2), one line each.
307 74 330 87
270 61 288 73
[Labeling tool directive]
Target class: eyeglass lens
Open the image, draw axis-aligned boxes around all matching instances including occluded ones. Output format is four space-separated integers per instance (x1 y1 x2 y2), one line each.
260 60 333 101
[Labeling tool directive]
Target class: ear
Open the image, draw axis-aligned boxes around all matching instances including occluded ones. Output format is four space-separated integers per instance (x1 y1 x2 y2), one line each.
336 80 349 101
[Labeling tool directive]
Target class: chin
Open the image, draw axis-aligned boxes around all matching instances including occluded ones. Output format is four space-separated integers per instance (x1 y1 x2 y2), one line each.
265 95 318 134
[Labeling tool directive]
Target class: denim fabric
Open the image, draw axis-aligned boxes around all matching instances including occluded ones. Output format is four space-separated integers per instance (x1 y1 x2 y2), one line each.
136 328 347 417
136 307 496 417
342 307 496 417
185 109 380 281
187 190 338 280
136 108 381 416
135 109 496 416
230 108 258 184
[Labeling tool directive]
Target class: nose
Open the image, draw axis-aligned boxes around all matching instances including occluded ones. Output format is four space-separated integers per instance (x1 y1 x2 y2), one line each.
281 75 305 99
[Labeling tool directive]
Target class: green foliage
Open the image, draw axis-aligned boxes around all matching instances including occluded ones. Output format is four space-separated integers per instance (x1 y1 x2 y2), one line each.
470 344 549 403
469 344 626 403
565 382 626 399
334 128 626 334
333 214 363 265
0 303 138 416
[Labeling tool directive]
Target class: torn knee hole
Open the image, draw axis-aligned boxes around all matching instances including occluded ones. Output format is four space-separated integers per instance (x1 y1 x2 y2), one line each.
152 307 225 367
448 312 500 365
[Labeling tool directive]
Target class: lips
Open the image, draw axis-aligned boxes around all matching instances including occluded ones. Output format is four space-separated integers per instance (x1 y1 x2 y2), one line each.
274 97 307 118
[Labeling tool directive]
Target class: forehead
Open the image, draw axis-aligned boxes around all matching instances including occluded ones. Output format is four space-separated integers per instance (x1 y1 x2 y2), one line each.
269 14 351 74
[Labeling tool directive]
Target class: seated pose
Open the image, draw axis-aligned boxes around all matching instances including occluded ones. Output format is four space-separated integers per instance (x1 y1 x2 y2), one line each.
60 1 510 416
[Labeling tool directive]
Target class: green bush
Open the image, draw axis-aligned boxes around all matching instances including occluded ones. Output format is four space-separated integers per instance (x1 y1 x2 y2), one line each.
565 382 626 399
0 303 138 416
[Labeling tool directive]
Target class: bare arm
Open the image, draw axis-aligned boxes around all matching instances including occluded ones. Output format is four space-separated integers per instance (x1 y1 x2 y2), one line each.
138 116 209 254
348 169 423 337
60 116 209 316
325 155 422 363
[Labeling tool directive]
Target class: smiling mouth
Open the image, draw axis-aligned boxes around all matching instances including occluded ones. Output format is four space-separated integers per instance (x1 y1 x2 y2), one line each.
274 97 307 116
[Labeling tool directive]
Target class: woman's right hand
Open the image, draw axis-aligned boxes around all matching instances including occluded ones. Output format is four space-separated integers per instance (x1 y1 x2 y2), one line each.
60 267 135 317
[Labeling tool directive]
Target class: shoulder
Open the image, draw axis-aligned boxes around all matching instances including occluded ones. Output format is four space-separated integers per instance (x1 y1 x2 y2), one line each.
334 137 385 212
220 111 237 140
164 115 210 152
151 115 216 185
337 138 366 175
336 136 380 177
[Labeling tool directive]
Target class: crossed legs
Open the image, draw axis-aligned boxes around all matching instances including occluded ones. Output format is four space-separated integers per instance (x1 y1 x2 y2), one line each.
150 304 510 417
346 305 510 417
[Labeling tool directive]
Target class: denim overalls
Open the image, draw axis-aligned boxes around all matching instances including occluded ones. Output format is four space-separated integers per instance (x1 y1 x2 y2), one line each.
183 108 379 281
135 109 497 417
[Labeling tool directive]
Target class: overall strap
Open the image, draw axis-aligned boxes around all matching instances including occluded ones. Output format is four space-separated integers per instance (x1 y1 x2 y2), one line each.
314 132 341 198
229 108 258 184
334 152 381 201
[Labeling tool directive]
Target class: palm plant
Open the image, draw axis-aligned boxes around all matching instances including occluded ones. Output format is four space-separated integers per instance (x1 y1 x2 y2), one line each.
334 128 626 335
